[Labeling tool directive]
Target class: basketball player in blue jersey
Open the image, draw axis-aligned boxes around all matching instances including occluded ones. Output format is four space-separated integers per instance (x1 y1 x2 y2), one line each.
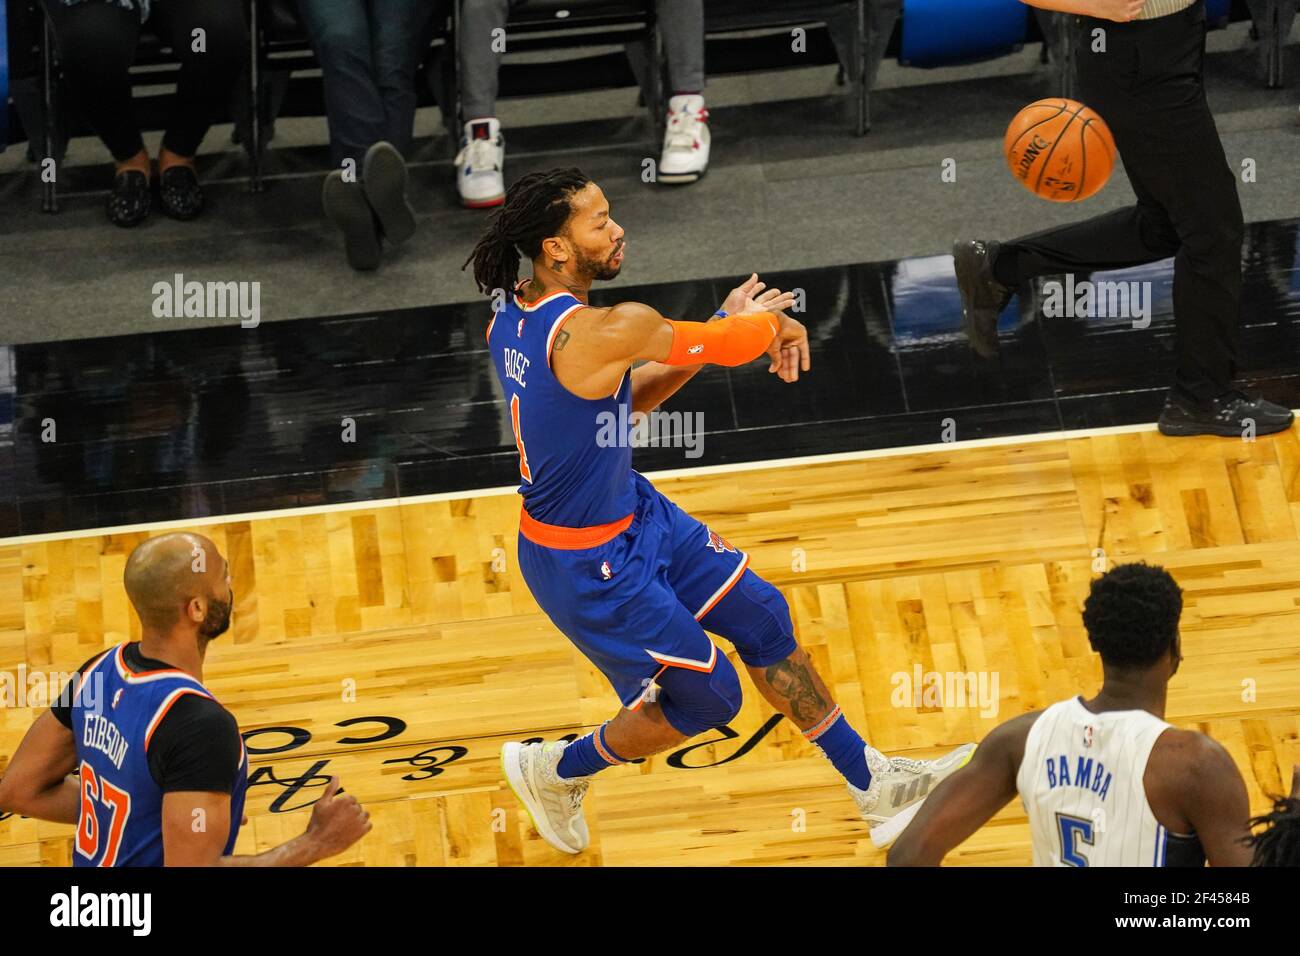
0 532 370 866
464 167 976 854
887 563 1257 867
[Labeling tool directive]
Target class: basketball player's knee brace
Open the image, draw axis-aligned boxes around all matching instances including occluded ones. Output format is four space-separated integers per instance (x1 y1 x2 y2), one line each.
655 652 743 737
701 570 798 668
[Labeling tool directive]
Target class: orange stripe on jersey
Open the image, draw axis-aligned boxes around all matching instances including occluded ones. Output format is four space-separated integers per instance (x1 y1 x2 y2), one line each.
515 288 572 311
144 688 214 752
518 507 633 550
486 314 495 343
115 644 188 682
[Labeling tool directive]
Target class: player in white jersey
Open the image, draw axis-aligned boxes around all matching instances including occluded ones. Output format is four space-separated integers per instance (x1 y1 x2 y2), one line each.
887 562 1255 866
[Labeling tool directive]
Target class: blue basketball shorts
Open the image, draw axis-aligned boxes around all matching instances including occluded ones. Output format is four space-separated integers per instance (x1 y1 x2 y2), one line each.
517 472 798 717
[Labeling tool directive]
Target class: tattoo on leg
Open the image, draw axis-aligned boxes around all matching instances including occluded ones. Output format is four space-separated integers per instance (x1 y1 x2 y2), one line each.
764 658 828 725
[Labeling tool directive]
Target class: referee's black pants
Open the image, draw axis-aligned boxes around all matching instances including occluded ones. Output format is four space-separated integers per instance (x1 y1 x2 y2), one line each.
996 1 1242 406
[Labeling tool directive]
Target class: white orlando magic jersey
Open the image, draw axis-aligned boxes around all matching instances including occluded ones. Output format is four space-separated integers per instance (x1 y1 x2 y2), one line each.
1017 697 1186 867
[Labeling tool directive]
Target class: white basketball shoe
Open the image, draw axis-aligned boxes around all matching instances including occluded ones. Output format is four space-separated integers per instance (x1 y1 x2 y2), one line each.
658 94 710 184
501 740 592 854
455 118 506 208
850 742 977 848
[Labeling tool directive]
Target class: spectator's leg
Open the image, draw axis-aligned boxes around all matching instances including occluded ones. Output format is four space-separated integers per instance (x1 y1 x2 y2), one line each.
656 0 704 95
459 0 510 123
660 0 702 94
370 0 437 158
42 1 154 224
151 0 249 162
655 0 708 185
454 0 509 208
295 0 385 170
144 0 247 219
41 0 144 163
346 0 431 247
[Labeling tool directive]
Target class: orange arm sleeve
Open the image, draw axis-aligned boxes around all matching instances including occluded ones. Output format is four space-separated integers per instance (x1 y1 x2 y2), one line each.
663 312 779 367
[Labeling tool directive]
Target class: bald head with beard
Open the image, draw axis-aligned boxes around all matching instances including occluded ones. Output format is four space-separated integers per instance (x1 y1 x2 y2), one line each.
123 533 233 645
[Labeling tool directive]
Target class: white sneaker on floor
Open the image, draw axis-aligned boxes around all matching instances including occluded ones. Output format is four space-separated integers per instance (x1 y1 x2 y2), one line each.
501 740 591 854
849 742 976 848
658 94 710 185
455 118 505 208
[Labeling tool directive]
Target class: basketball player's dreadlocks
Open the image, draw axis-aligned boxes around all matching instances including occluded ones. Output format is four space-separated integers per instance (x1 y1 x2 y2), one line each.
1248 792 1300 866
463 167 592 295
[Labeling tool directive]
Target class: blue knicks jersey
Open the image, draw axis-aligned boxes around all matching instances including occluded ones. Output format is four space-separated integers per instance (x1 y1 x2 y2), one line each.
69 644 248 867
488 284 638 527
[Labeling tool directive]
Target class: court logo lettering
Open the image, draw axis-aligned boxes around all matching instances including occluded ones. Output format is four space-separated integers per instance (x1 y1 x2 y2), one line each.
237 713 787 814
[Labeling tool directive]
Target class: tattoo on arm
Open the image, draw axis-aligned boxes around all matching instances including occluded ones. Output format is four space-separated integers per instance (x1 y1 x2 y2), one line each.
553 329 570 351
764 658 828 724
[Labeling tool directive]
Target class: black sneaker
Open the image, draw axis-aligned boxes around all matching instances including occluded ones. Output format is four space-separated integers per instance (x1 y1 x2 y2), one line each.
158 165 205 220
953 239 1014 358
361 141 417 246
1157 389 1295 438
322 169 382 271
107 169 151 228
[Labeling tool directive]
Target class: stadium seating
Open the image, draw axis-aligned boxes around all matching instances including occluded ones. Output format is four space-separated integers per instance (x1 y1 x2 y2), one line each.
4 0 1291 211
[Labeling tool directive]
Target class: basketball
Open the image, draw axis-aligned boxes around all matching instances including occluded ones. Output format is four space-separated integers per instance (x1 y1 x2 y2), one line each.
1004 98 1116 202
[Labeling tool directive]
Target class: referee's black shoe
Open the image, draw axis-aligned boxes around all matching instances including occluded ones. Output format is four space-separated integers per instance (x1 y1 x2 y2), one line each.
953 239 1014 358
1158 390 1295 438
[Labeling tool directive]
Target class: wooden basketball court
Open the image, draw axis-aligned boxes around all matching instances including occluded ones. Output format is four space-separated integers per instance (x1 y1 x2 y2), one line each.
2 424 1298 866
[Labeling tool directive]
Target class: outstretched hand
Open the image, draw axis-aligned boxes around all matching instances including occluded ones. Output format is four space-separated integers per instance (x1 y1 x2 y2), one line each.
720 273 794 317
719 274 810 382
766 312 811 383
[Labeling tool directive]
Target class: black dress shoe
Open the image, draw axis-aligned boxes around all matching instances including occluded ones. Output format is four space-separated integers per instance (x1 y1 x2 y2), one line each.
361 141 417 246
322 169 382 271
953 239 1014 358
1158 389 1295 438
107 169 151 227
158 165 205 220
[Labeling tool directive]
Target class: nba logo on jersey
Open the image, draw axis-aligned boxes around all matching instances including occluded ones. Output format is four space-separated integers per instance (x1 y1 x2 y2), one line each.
111 689 123 710
1083 724 1095 748
517 318 525 336
600 560 612 580
705 529 736 554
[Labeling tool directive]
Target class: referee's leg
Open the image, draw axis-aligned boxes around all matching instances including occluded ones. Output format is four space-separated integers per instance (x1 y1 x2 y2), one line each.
959 4 1292 434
